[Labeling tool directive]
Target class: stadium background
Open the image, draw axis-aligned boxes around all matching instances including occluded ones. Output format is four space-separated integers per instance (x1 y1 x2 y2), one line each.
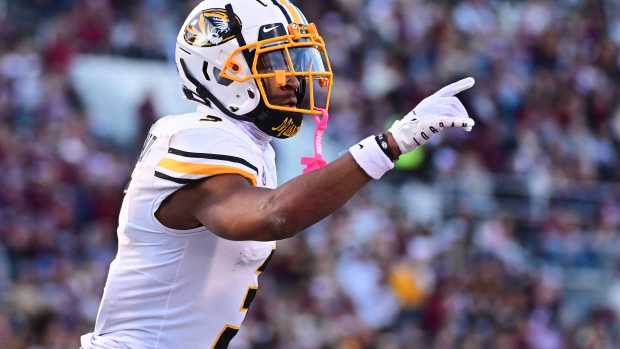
1 0 620 348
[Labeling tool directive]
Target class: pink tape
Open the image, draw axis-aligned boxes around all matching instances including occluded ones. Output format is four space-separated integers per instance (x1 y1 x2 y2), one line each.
301 108 329 174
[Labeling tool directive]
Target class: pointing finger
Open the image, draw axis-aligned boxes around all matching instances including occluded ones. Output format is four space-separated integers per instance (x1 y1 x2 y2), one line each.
434 77 476 97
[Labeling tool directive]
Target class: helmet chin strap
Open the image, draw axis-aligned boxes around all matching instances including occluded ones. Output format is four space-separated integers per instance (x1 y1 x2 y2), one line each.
253 105 303 139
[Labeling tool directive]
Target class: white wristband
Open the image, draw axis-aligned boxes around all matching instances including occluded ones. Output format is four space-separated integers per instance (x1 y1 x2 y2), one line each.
349 135 394 180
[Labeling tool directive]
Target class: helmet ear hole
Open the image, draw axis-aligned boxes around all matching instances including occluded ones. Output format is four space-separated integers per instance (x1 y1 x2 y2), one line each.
213 67 234 86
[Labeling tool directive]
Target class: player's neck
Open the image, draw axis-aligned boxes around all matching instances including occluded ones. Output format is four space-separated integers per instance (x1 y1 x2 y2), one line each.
196 105 272 146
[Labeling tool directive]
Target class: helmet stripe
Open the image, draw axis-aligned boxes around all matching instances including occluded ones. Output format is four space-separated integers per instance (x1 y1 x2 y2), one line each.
276 0 302 24
295 6 308 24
225 4 253 68
270 0 292 23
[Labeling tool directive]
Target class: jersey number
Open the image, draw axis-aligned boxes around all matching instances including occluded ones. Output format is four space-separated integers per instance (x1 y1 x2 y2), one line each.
210 249 275 348
212 326 240 349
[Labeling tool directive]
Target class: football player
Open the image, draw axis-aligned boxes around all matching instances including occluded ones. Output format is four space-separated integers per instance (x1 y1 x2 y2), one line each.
80 0 475 348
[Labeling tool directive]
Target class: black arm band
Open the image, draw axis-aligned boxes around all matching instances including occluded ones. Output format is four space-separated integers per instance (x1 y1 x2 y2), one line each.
375 133 398 161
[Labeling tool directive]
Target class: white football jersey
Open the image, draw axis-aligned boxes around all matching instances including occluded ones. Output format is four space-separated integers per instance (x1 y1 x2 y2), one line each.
81 105 277 349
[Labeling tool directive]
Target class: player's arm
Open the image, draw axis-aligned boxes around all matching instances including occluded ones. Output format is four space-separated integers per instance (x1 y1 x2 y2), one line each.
156 78 476 241
159 143 384 241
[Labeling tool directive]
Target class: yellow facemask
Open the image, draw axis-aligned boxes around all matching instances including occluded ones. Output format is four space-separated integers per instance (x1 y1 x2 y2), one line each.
218 23 333 116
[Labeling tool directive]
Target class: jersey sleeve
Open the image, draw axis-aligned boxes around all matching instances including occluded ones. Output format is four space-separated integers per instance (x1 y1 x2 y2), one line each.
154 128 260 186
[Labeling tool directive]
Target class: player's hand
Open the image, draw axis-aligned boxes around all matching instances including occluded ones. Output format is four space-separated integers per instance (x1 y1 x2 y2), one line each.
388 77 476 154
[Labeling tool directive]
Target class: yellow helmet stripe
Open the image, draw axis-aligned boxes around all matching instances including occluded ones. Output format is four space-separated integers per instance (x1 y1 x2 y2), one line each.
276 0 302 24
289 3 307 24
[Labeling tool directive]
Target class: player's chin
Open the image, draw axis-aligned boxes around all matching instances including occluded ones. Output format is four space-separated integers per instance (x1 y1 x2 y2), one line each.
270 96 297 108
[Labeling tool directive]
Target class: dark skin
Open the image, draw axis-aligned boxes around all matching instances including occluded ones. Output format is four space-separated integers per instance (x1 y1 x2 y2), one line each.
156 75 401 241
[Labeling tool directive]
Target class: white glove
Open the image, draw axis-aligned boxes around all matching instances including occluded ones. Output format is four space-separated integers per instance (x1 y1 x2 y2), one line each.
389 77 476 154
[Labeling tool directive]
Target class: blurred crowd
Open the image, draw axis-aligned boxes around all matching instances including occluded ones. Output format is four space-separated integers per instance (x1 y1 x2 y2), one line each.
1 0 620 348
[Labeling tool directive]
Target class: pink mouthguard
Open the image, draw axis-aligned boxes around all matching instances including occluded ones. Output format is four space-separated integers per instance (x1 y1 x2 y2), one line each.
300 108 330 174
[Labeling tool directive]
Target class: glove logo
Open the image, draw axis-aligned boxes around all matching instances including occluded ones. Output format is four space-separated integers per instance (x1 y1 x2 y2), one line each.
183 9 242 47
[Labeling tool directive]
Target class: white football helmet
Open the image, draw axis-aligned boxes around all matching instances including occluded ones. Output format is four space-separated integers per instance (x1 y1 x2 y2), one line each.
176 0 333 138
